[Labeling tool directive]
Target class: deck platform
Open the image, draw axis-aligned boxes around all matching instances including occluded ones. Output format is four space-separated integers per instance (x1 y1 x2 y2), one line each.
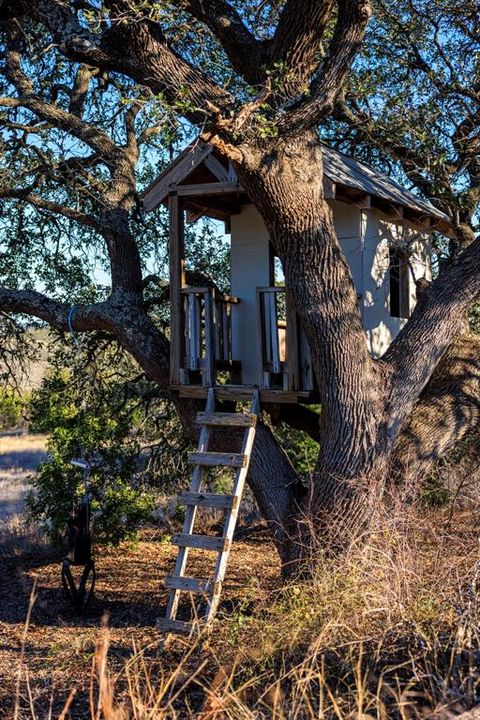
170 384 315 404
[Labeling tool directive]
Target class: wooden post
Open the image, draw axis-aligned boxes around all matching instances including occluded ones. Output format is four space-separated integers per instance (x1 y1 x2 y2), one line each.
169 193 185 385
285 286 300 391
203 288 216 387
269 292 281 374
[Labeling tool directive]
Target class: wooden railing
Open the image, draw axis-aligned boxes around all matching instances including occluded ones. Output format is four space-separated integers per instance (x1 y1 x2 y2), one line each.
257 286 314 391
257 287 286 387
180 287 239 386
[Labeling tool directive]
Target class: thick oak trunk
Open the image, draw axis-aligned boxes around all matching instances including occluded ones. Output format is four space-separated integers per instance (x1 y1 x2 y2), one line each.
234 135 391 563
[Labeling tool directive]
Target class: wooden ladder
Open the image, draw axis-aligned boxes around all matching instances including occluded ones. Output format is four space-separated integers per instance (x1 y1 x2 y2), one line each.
157 388 260 635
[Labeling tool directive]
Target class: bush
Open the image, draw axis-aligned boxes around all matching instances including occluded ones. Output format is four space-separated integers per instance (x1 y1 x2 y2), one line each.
0 389 25 430
26 361 156 546
273 406 320 477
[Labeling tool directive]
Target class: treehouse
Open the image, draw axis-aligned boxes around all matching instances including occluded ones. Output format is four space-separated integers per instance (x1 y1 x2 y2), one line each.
143 141 450 404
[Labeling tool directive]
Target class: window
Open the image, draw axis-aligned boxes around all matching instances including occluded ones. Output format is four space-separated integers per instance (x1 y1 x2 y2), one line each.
389 247 410 319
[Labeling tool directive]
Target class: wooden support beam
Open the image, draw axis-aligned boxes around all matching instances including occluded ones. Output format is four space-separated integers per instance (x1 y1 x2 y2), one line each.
323 176 336 199
171 384 314 404
204 155 230 182
169 194 185 385
177 181 242 197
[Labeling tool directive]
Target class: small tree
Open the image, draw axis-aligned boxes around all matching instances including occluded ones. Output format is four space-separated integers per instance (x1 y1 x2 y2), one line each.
27 344 158 545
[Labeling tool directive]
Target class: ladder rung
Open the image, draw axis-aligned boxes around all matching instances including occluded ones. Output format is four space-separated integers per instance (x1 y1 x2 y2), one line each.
164 575 218 594
196 411 257 427
188 451 247 467
179 491 238 509
172 533 231 552
156 617 197 634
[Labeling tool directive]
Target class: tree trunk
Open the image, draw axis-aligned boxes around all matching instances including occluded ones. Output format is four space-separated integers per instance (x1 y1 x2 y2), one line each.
232 133 394 568
390 332 480 485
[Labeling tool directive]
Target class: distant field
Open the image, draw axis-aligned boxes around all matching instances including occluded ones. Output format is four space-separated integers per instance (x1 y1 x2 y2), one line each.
0 433 48 521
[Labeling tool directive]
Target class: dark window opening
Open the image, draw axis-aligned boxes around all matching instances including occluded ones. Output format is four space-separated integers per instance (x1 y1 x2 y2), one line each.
389 247 410 319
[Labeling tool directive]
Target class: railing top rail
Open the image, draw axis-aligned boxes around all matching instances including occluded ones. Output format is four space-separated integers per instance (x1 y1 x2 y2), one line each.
256 286 285 293
180 286 211 295
180 287 240 304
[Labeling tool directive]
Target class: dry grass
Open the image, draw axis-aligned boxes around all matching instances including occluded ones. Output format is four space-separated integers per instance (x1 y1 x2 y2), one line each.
0 433 47 521
4 433 480 718
4 499 480 719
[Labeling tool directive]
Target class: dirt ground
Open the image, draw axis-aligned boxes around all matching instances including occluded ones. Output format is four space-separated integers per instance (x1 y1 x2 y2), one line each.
1 527 280 718
0 435 281 719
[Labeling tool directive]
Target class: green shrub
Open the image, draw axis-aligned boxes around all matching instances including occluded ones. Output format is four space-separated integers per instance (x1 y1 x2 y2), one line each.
273 406 320 477
26 364 156 546
0 389 25 430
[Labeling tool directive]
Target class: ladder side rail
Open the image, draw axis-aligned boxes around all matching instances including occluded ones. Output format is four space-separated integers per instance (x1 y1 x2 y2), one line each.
205 391 260 623
164 388 216 621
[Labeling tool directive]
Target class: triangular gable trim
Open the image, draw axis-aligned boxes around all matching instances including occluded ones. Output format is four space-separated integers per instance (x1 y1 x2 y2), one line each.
143 141 213 212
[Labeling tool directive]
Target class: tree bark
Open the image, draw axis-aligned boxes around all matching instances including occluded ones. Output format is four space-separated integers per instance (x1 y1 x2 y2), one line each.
390 332 480 485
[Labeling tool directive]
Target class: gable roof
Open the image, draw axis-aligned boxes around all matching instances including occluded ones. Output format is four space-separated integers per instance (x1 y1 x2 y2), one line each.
320 145 448 223
143 139 450 231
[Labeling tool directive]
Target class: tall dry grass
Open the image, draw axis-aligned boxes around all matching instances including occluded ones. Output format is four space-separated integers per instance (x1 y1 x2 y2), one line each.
11 494 480 719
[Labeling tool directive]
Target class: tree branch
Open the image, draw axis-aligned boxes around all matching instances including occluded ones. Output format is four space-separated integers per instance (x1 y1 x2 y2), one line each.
384 238 480 433
173 0 267 86
6 0 237 130
0 188 101 231
277 0 372 135
5 26 119 165
269 0 335 96
0 288 108 331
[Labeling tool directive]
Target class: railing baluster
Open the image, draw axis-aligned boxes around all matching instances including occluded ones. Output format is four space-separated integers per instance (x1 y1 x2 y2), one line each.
188 293 199 371
181 287 240 385
222 304 229 361
203 289 215 387
269 292 281 374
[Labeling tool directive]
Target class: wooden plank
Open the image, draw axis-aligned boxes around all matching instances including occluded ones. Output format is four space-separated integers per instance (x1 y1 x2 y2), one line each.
169 194 185 385
178 491 237 509
196 412 256 427
181 286 210 294
164 576 217 594
171 384 312 404
188 451 247 468
203 289 216 387
172 533 231 552
268 292 281 374
156 617 196 634
204 155 230 182
143 142 212 212
176 182 242 197
285 286 300 391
